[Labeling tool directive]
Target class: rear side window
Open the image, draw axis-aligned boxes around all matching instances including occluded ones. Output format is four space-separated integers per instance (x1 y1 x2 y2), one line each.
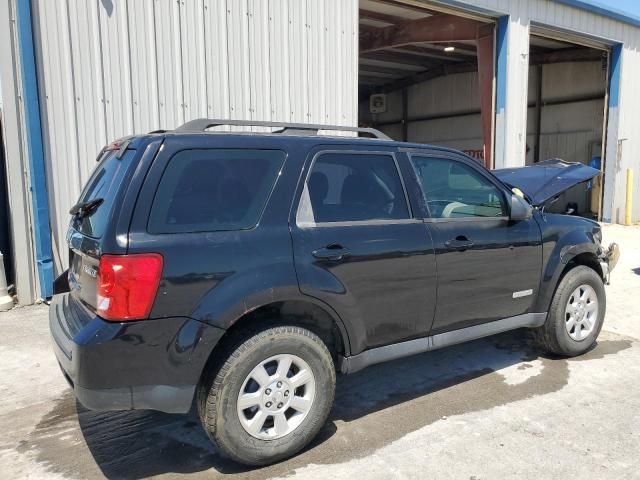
297 152 409 225
73 150 135 238
148 149 285 233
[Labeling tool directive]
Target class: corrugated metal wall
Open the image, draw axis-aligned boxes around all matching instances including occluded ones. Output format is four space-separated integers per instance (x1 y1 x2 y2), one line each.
30 0 359 271
360 61 605 185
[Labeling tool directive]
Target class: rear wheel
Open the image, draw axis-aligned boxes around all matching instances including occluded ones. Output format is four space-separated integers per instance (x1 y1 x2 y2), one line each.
533 265 606 356
198 325 335 466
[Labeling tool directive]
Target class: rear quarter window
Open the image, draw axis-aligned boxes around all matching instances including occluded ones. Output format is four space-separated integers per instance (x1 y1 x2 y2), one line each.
72 150 135 238
148 149 286 234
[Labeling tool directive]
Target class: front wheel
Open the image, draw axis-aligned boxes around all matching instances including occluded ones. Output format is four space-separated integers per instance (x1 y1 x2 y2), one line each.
198 326 336 466
533 265 606 356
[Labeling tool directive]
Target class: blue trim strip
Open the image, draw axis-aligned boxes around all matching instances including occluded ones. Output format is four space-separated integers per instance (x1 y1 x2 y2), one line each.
496 16 508 112
553 0 640 28
608 43 622 108
15 0 54 298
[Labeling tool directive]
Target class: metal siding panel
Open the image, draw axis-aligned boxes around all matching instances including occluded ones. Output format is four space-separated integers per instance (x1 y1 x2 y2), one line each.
66 1 92 184
288 0 308 123
350 0 359 127
99 0 134 140
248 0 272 130
28 0 360 278
307 0 325 126
154 0 183 128
128 0 160 133
88 0 108 148
227 0 251 129
340 0 351 128
34 0 79 272
324 0 339 126
204 0 231 124
268 0 291 123
180 0 208 122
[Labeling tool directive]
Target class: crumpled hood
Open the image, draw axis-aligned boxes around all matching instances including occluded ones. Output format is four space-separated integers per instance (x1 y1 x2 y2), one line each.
493 159 601 206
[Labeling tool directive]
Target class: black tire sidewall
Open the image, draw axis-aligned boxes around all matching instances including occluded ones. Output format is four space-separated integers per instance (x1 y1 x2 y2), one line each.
212 329 335 465
549 266 606 355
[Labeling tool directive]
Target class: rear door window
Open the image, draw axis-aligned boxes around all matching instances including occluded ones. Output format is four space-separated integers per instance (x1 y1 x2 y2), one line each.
148 149 285 233
297 152 410 225
73 150 135 238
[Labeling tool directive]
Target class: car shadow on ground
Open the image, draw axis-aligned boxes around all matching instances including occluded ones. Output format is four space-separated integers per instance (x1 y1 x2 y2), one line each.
70 330 629 479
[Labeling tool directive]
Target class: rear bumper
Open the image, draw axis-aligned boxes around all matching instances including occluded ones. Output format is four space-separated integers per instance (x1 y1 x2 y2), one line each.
49 293 225 413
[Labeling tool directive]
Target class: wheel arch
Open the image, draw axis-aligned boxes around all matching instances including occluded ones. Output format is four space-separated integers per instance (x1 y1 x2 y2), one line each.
535 247 603 313
196 296 351 393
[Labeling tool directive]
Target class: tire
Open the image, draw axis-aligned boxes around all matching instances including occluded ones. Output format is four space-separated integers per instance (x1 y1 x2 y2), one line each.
533 265 606 356
197 325 336 466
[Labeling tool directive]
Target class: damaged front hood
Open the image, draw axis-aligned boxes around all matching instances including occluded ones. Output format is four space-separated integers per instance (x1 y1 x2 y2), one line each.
493 159 601 206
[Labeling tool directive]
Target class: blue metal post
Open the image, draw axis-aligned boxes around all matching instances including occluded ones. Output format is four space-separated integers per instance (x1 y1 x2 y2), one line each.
15 0 54 298
608 43 622 110
495 16 508 115
493 15 509 169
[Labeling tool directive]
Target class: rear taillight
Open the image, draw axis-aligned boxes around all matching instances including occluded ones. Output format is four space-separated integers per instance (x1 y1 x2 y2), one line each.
97 254 163 321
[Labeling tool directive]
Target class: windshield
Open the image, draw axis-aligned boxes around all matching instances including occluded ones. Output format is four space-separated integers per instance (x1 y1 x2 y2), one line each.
72 149 135 238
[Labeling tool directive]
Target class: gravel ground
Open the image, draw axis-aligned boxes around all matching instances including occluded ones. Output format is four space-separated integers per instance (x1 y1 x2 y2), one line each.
0 224 638 479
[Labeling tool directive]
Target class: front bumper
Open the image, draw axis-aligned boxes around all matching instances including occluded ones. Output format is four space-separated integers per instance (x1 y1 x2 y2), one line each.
49 293 225 413
600 242 620 285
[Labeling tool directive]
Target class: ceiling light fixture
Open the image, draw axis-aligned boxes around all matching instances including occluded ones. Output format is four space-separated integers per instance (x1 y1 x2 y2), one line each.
444 45 455 52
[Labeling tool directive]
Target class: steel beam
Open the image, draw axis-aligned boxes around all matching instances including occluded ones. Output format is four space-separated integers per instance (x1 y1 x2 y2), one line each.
360 13 483 54
360 9 407 25
476 24 494 168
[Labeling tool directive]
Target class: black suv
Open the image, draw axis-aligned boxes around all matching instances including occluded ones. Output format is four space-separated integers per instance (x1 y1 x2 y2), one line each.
50 119 619 465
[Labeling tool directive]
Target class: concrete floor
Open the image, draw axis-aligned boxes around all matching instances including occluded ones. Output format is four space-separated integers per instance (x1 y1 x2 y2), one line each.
1 224 639 479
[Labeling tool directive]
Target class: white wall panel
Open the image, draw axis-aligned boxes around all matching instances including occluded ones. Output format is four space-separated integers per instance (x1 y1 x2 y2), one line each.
181 0 208 122
288 0 309 124
154 0 184 128
501 16 530 168
248 0 272 130
128 0 160 134
204 0 231 122
268 1 291 123
31 0 358 270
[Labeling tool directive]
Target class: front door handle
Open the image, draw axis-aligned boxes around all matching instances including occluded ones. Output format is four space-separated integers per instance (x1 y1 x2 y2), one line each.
312 244 350 262
445 235 474 251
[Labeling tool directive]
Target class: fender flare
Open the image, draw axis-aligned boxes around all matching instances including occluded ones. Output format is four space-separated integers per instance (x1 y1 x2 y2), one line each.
534 238 600 312
194 284 353 357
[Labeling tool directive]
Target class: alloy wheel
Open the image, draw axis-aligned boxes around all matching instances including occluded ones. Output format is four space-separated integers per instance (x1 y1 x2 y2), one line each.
236 354 316 440
565 284 599 341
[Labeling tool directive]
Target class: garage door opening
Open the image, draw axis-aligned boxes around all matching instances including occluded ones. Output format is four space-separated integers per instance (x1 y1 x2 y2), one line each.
358 0 496 168
526 32 609 219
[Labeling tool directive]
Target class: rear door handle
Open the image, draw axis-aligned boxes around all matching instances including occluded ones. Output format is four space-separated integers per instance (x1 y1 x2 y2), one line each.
312 244 350 262
445 235 474 251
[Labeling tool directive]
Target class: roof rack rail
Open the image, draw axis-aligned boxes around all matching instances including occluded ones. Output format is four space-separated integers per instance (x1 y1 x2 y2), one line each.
174 118 391 140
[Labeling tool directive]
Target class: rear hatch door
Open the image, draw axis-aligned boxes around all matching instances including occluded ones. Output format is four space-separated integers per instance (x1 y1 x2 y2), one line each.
67 147 138 311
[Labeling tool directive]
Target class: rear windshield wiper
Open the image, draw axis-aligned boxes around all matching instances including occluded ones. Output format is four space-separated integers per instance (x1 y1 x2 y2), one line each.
69 198 104 219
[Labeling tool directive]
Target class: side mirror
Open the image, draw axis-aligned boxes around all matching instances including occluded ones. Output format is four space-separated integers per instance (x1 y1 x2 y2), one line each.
510 194 533 221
